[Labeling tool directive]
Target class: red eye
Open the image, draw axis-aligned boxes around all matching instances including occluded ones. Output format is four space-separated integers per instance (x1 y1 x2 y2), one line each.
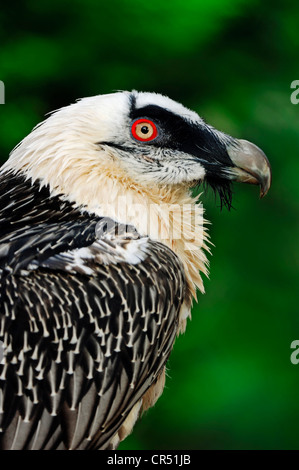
131 119 158 142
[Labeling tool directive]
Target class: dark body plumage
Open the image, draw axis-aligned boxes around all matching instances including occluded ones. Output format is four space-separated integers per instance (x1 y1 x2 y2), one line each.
0 172 185 449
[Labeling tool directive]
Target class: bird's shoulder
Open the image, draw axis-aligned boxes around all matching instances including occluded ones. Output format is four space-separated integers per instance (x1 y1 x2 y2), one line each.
0 170 184 278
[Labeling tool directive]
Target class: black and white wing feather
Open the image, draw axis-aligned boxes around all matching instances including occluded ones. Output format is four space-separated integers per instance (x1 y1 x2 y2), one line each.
0 172 186 450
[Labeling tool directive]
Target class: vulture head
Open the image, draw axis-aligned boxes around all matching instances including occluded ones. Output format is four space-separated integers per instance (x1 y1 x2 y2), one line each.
5 90 271 212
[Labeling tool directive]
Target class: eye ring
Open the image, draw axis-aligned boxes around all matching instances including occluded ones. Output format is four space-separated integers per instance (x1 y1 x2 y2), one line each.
131 119 158 142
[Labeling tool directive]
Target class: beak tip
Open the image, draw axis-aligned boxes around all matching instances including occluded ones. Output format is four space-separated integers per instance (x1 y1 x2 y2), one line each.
260 165 272 199
259 188 266 199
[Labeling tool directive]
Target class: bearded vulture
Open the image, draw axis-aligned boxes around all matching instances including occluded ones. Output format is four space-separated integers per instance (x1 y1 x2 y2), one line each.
0 91 271 450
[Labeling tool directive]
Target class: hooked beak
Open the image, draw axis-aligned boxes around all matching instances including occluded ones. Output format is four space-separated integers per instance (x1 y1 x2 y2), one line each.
227 139 272 198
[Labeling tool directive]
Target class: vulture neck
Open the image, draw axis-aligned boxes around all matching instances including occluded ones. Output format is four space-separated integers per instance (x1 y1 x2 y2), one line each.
53 159 210 301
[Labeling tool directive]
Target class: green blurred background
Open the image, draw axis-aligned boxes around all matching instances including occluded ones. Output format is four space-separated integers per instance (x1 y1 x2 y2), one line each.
0 0 298 450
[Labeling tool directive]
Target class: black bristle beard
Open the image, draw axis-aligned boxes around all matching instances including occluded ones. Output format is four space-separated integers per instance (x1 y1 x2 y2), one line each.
203 175 234 211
